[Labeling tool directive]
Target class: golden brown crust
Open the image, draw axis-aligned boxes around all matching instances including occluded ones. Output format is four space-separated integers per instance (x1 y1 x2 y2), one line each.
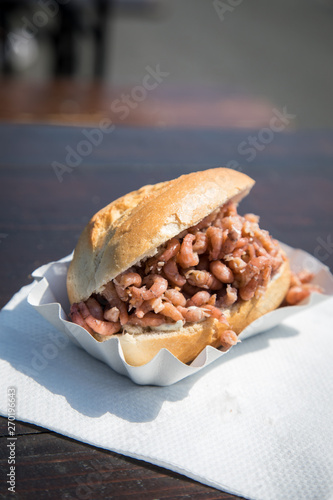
116 318 223 366
67 168 255 304
113 256 290 366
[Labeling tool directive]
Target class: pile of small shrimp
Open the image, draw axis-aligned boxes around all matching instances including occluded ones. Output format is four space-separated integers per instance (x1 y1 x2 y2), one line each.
70 201 285 349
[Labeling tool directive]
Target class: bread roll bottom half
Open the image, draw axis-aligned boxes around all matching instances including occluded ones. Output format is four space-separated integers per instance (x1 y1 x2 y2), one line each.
67 168 291 366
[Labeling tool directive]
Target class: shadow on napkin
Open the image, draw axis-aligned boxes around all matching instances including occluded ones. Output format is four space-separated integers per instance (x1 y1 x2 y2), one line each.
1 287 299 424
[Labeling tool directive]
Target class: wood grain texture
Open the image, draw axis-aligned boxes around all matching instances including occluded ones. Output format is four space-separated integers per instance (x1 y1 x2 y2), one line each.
0 421 239 499
1 124 333 170
0 124 332 499
0 80 279 129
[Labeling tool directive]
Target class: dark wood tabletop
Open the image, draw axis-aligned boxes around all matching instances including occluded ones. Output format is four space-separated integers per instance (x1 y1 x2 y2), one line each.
0 80 284 129
0 123 333 499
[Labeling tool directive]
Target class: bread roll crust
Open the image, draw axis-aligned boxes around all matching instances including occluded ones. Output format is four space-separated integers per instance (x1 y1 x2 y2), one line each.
67 168 255 304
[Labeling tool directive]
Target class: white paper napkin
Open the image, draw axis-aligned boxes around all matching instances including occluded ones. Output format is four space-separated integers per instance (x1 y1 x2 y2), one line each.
1 252 333 499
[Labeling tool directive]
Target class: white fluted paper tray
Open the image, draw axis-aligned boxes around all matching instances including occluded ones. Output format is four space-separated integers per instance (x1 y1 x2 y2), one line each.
27 243 333 386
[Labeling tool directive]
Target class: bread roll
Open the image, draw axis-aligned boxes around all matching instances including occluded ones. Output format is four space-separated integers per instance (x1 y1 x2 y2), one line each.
67 168 290 366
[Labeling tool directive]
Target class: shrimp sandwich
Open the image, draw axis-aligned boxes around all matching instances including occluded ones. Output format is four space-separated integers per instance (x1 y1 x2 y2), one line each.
67 168 290 366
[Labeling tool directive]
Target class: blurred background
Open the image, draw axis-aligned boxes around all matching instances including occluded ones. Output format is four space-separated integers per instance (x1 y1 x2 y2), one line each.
0 0 333 128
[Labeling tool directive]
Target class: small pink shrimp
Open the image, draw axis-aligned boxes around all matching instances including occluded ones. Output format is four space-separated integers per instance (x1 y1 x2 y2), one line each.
239 276 259 301
242 256 269 286
116 271 142 289
242 219 256 238
241 255 272 300
86 297 104 320
225 256 247 273
127 312 166 327
297 270 315 284
146 238 181 272
254 261 272 298
101 282 129 325
212 214 223 229
221 217 243 254
186 290 211 307
259 263 272 290
164 288 187 307
221 215 243 234
223 201 238 217
163 258 186 287
159 238 181 262
114 272 142 302
135 297 163 318
143 295 184 322
289 269 315 288
231 238 249 258
186 270 222 290
270 255 283 272
78 301 121 335
206 226 223 260
244 213 259 223
247 243 256 261
177 306 207 322
220 329 238 348
143 274 168 298
113 283 129 302
210 260 234 283
253 229 276 253
177 234 200 269
158 302 184 322
70 303 95 335
285 284 322 305
223 235 239 255
285 286 310 305
202 304 229 324
193 232 208 255
290 272 302 287
208 294 217 305
130 275 168 305
271 238 280 256
253 241 270 259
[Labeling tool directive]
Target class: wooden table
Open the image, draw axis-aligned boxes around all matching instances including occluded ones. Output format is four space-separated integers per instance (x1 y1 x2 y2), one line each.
0 80 283 129
0 123 333 499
